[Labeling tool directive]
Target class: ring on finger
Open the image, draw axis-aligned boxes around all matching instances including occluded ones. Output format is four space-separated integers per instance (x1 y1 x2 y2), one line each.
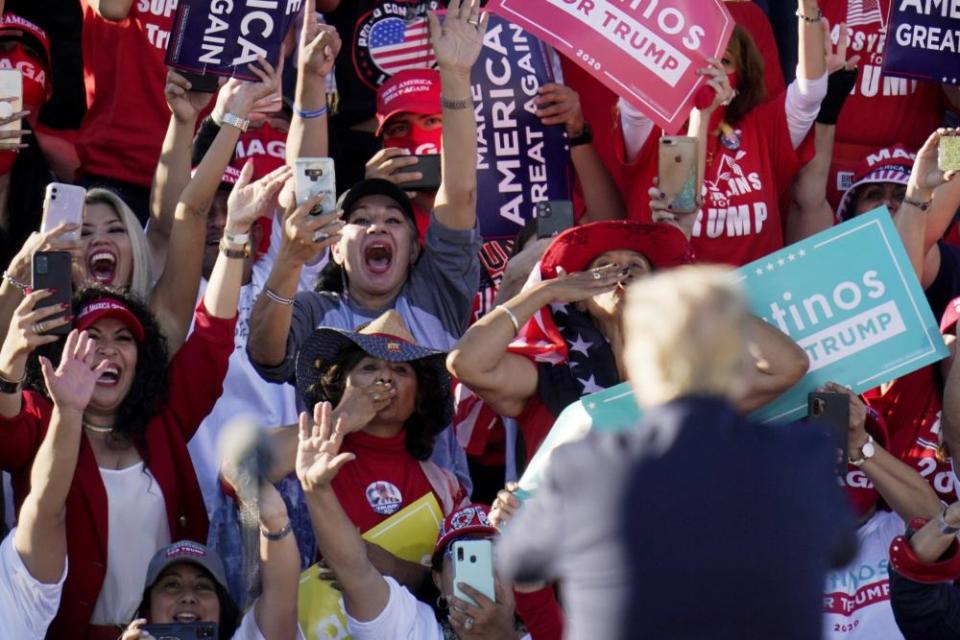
591 270 602 280
313 230 329 243
464 616 475 631
467 18 480 26
31 321 45 334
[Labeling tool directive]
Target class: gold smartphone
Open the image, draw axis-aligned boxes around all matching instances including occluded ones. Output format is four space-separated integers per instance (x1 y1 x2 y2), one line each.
658 136 700 214
940 134 960 173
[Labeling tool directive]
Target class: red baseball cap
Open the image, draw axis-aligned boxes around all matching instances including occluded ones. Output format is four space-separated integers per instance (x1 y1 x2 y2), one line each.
0 13 51 70
375 69 441 137
75 297 145 342
432 504 497 565
836 144 916 221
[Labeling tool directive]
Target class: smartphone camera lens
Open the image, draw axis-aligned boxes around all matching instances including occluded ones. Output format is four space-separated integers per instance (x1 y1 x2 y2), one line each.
470 555 477 563
457 547 464 561
36 256 47 274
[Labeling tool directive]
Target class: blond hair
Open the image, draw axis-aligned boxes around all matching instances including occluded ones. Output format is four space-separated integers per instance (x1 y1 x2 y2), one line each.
624 265 749 410
84 188 153 298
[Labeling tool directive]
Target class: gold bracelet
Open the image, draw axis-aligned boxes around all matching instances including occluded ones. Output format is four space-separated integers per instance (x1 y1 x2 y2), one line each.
497 304 521 337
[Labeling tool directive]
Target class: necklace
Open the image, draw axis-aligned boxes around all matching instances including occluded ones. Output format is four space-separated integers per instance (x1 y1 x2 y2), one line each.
82 421 114 434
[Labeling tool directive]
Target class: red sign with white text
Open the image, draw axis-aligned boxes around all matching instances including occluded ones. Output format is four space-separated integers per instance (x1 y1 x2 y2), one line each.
487 0 734 133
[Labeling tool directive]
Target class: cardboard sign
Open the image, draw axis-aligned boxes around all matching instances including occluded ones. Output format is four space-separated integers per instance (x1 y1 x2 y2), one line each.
298 493 443 639
883 0 960 84
486 0 734 133
165 0 301 80
744 208 948 423
472 15 571 239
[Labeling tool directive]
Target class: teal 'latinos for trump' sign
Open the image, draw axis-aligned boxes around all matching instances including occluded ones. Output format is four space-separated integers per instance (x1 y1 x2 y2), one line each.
744 207 948 423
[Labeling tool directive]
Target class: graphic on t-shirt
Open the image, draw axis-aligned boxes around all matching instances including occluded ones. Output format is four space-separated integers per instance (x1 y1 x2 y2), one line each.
846 0 884 27
694 148 769 240
365 480 404 515
354 3 439 89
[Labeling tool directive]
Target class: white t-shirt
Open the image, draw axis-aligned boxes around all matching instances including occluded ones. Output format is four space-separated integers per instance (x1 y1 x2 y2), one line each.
0 529 65 640
189 222 324 516
91 462 171 624
823 510 905 640
347 577 444 640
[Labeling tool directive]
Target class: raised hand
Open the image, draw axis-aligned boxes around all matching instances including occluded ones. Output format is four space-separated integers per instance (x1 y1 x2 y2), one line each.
277 179 344 267
296 402 356 493
694 58 734 115
365 148 422 186
535 83 585 137
225 162 293 236
543 264 623 304
427 0 489 74
1 289 70 362
4 222 81 289
216 57 281 120
299 0 341 78
40 330 111 413
164 68 215 124
823 21 860 74
334 380 397 434
908 128 960 198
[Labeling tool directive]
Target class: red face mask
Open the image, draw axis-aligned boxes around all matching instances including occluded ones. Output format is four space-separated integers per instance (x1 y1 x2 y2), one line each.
383 122 442 155
0 45 49 175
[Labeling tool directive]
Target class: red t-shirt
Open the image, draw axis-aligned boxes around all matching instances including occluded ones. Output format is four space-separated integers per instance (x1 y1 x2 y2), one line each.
621 93 810 266
864 367 958 503
77 0 176 187
331 430 458 534
822 0 947 207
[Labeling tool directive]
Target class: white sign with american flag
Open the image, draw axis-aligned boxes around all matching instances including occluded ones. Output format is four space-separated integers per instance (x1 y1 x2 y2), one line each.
354 2 440 89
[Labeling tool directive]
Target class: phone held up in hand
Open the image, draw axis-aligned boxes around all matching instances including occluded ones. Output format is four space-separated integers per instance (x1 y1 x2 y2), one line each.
31 251 73 336
658 136 700 215
396 154 442 191
294 157 337 216
535 200 574 239
41 183 87 243
142 622 218 640
452 539 495 608
807 392 850 477
939 132 960 174
0 68 22 144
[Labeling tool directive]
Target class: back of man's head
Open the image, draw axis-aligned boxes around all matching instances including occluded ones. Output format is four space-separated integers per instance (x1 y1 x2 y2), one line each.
624 265 748 408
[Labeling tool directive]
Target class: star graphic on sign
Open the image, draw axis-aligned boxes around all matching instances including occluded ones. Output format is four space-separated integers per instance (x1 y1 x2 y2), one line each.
766 263 774 271
788 254 796 261
755 268 764 276
777 258 785 266
798 249 806 257
569 333 593 358
577 375 604 394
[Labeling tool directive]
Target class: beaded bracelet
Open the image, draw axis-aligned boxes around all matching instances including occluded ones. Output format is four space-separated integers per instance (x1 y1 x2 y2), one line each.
263 287 295 306
2 271 28 291
795 8 823 22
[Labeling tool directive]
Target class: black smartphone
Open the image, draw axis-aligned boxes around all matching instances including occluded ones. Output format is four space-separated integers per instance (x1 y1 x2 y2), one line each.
535 200 574 239
142 622 218 640
179 70 220 93
396 154 442 191
31 251 73 336
808 392 850 477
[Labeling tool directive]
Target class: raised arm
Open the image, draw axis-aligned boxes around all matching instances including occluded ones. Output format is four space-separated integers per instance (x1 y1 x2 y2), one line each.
447 265 622 417
535 83 625 222
427 0 486 231
286 0 340 163
147 71 214 270
735 316 809 413
15 330 110 583
151 62 279 350
251 482 300 640
298 402 390 622
826 383 942 523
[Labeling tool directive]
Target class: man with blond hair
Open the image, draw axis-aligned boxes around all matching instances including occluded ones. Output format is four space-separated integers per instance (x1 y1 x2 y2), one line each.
496 265 856 640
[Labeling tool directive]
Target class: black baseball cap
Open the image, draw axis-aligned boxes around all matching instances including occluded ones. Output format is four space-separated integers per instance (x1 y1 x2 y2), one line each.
336 178 415 225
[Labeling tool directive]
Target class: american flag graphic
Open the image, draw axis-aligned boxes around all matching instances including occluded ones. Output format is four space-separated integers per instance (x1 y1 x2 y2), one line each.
369 16 435 76
846 0 884 27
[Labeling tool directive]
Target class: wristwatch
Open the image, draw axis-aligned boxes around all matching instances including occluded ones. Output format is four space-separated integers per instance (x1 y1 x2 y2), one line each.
221 112 250 133
568 124 593 147
849 434 876 467
219 237 250 259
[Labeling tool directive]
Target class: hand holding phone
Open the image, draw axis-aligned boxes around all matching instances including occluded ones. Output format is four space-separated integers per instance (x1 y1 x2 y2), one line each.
452 539 495 607
658 136 700 214
294 158 337 216
41 183 86 244
142 622 218 640
396 154 442 192
535 200 574 239
807 391 850 477
31 251 73 336
939 132 960 174
0 69 23 146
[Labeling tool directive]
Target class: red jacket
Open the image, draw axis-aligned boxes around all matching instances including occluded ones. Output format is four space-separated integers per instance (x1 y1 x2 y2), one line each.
0 304 236 639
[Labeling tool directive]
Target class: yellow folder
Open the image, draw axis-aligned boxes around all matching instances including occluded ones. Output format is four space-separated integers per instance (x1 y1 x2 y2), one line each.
298 493 444 639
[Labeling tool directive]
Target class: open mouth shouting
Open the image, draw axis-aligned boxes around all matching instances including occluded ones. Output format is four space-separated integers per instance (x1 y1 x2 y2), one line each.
96 363 121 387
171 611 203 623
86 247 118 285
363 241 394 275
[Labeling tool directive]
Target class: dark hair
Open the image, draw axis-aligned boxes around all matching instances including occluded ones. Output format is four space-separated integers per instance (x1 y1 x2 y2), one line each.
136 565 241 640
25 285 169 449
724 25 766 126
307 344 448 460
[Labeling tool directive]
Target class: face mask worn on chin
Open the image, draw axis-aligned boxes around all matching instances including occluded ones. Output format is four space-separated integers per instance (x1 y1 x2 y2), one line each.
0 46 49 175
383 122 442 155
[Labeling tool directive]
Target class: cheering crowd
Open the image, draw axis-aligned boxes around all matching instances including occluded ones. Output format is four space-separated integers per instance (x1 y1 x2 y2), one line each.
3 0 960 638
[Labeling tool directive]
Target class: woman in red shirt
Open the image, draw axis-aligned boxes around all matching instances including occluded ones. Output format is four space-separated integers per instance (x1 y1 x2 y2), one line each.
0 161 280 639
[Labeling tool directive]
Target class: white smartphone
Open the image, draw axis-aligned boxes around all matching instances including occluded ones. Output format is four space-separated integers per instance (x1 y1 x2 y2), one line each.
0 69 22 144
294 157 336 216
451 539 495 607
41 183 87 243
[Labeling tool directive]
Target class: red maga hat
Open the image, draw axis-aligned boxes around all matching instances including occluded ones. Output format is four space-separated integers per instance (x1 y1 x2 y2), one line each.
375 69 442 137
75 297 145 342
